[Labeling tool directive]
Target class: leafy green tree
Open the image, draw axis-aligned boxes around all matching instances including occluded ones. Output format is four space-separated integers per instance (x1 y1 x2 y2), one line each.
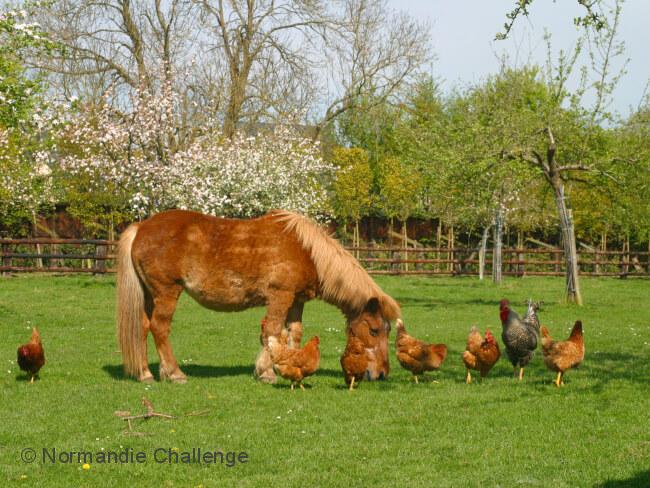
377 156 422 249
0 6 46 128
448 67 546 282
497 0 606 40
331 147 373 251
0 3 57 234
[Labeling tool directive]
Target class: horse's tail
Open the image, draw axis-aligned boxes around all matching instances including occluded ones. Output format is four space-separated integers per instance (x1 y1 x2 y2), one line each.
116 223 144 379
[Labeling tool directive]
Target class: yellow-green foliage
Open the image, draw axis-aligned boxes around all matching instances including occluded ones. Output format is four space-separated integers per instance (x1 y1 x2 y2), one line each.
377 156 422 222
331 147 372 222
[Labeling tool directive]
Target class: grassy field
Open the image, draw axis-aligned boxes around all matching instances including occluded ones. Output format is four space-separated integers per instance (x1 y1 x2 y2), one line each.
0 274 649 487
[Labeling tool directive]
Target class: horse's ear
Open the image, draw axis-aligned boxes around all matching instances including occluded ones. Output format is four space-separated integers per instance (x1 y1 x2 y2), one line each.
364 297 380 315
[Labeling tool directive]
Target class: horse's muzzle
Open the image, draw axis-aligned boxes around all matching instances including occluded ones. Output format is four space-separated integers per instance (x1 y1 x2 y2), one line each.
364 370 387 381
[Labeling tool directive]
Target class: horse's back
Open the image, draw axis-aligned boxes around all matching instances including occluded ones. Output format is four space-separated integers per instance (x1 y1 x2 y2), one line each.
130 210 318 308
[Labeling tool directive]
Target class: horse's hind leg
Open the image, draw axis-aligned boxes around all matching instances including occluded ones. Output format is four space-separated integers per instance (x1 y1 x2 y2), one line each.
149 290 186 383
138 315 154 382
138 293 154 383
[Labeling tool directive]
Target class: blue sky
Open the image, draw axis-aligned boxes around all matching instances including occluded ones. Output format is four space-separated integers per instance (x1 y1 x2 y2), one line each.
386 0 650 118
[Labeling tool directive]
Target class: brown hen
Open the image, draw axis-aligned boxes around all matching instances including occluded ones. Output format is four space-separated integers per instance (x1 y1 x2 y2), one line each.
268 335 320 390
340 335 375 391
395 319 447 384
17 328 45 383
462 326 500 383
541 321 584 387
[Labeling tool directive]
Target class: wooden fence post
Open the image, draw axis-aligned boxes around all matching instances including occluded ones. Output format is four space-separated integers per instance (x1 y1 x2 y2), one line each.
2 242 11 275
391 251 401 274
416 251 424 271
94 244 107 274
620 239 629 279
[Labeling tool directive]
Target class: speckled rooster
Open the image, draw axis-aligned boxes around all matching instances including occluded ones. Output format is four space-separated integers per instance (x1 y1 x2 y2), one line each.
499 299 541 380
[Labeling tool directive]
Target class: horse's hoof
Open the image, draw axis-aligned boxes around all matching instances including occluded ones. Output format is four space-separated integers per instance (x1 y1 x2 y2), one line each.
256 371 277 384
139 373 155 383
160 367 187 384
170 374 188 384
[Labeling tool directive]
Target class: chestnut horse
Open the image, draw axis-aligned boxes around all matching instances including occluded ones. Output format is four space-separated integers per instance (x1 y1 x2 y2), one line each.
116 209 400 383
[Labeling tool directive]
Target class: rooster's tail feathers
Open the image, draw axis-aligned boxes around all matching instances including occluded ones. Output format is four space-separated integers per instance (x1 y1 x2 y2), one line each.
569 320 583 339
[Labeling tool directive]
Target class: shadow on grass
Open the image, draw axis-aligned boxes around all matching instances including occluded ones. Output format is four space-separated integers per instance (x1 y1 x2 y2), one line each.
595 470 650 487
103 363 346 380
582 351 650 391
103 363 254 380
392 295 532 311
14 374 41 382
486 351 650 393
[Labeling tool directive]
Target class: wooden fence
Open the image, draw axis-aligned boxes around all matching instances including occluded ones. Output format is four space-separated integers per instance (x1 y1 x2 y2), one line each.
347 246 650 277
1 238 649 278
0 238 116 274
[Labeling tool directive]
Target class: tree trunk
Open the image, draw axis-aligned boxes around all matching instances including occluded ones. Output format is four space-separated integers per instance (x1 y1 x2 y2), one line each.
492 207 504 284
620 235 629 279
517 230 524 277
32 211 43 269
436 221 442 272
596 232 605 274
520 127 583 304
553 184 582 305
448 225 455 273
108 214 115 242
354 219 360 260
224 77 246 138
402 220 408 272
479 225 490 280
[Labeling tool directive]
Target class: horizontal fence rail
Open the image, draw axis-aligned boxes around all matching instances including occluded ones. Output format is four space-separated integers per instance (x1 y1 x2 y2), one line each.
1 238 649 278
0 238 116 274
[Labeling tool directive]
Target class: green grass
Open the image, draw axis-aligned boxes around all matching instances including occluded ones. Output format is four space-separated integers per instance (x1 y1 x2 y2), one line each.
1 275 649 487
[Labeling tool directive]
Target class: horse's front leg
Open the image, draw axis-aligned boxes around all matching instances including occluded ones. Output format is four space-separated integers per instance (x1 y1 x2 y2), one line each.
254 292 296 383
285 301 304 349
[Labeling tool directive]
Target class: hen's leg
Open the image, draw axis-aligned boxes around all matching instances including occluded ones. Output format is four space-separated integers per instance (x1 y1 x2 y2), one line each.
518 367 524 381
414 375 419 384
465 369 472 384
30 375 35 384
554 371 562 387
349 376 356 391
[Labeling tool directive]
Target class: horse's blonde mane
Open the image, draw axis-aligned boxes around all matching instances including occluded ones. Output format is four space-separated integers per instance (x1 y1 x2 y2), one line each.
274 211 400 320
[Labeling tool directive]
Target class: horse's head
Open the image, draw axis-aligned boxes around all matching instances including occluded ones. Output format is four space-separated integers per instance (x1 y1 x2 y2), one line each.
345 297 395 380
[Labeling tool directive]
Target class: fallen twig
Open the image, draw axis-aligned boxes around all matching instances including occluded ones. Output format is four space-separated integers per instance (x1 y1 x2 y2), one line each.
116 399 211 437
184 409 210 417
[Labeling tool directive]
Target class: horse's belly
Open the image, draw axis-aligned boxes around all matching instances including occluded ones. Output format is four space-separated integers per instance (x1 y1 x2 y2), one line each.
184 275 265 311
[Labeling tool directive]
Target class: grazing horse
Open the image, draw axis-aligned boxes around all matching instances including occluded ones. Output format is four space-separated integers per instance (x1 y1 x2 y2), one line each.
116 209 400 383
